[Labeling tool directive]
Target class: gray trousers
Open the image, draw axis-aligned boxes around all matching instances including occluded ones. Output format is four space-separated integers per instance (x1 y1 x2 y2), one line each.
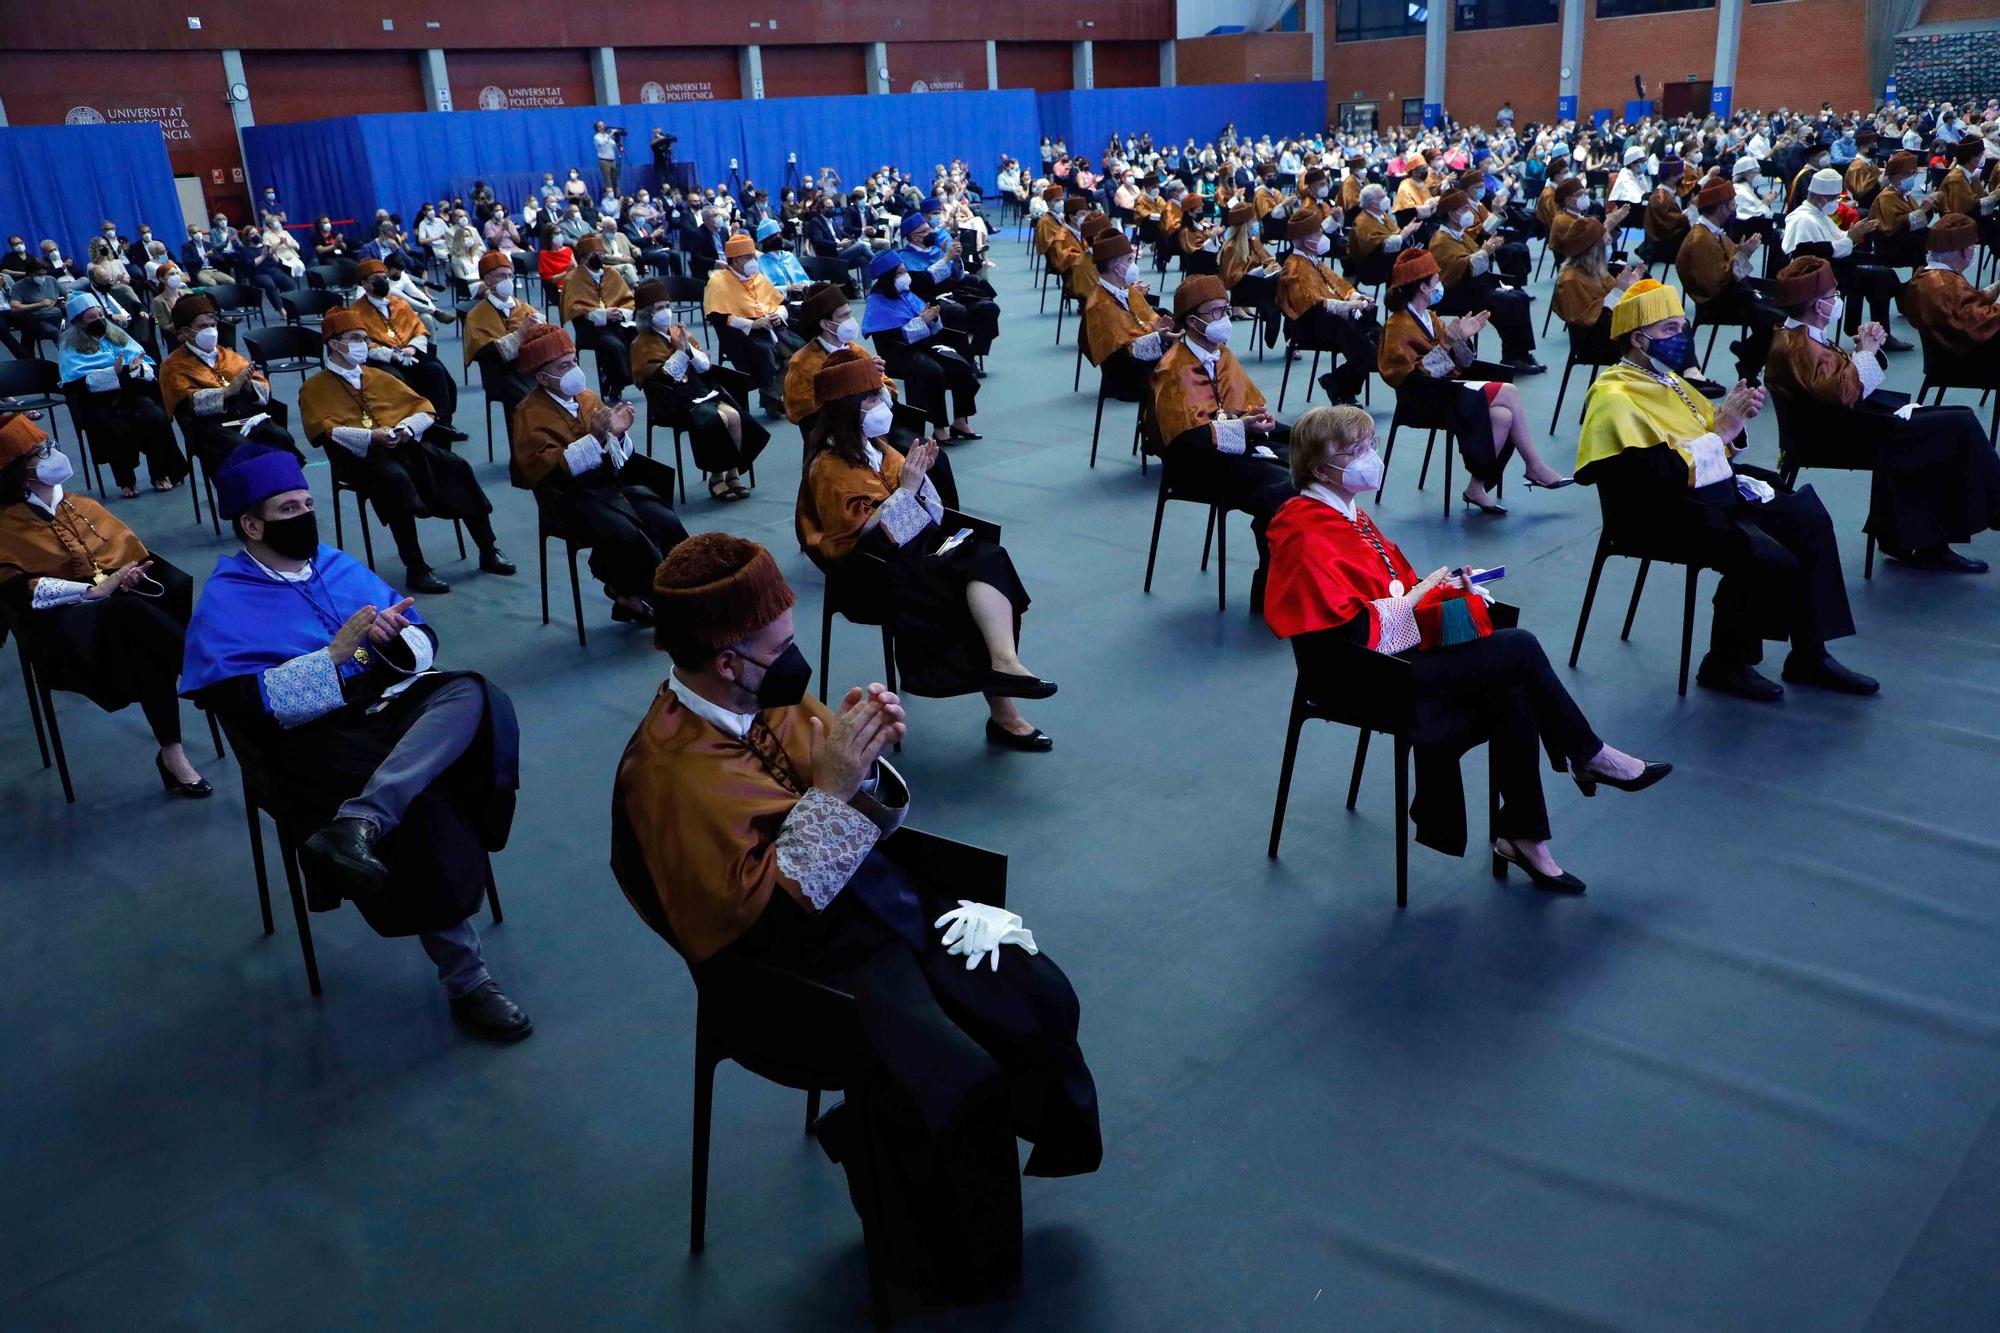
337 676 491 995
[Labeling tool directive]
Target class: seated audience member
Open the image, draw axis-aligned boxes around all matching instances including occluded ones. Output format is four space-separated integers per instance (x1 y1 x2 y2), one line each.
1609 144 1650 209
1675 179 1785 382
594 215 641 289
1276 212 1377 404
1393 163 1435 214
180 224 231 287
1843 128 1883 206
1641 172 1692 263
79 253 142 326
1045 195 1093 279
1868 151 1939 273
1577 280 1874 701
612 532 1100 1302
461 250 542 426
1767 255 1998 573
861 253 981 441
482 205 524 257
1265 404 1671 892
753 218 810 297
1732 155 1780 225
631 278 769 502
1350 184 1425 268
300 310 514 594
180 444 530 1041
897 209 1001 358
355 217 414 270
1339 155 1370 214
0 412 208 795
382 252 451 333
1899 211 2000 363
1781 168 1895 339
8 260 66 348
351 260 462 436
310 217 352 264
149 261 194 331
1548 178 1629 262
802 352 1051 745
1377 249 1570 514
157 294 299 472
702 232 803 418
536 221 575 290
1936 137 2000 222
1552 218 1644 348
1031 184 1068 258
784 282 894 426
237 225 298 314
561 233 640 402
806 192 871 270
1063 213 1115 304
509 323 687 622
1219 202 1282 323
56 291 187 497
1430 189 1543 374
1082 231 1176 398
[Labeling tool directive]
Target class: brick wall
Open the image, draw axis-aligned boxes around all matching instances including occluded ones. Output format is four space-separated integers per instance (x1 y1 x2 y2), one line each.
1325 33 1425 127
1737 0 1871 113
1094 40 1162 88
1578 2 1717 121
1445 23 1563 128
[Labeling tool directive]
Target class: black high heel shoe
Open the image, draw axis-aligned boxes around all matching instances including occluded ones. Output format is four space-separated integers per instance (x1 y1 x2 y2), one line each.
1573 760 1673 798
1524 475 1576 491
156 753 214 799
1461 491 1509 516
1493 839 1585 894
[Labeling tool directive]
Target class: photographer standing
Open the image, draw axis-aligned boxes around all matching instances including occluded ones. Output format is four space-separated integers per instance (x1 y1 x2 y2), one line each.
594 120 621 194
650 127 676 183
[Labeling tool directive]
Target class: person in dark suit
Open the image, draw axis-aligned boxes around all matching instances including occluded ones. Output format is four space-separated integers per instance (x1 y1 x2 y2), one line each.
845 190 892 252
807 196 871 269
179 228 230 286
681 206 729 281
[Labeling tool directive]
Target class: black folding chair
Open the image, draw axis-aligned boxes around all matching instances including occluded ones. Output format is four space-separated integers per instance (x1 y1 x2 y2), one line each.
242 325 324 387
0 357 66 444
282 289 345 326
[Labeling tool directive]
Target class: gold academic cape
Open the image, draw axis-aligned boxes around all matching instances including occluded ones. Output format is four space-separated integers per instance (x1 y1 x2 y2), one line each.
158 345 267 419
1764 326 1862 409
1149 339 1265 444
1082 284 1160 366
1276 252 1356 321
511 384 608 488
1577 360 1728 485
562 265 636 324
0 493 147 591
298 365 433 442
1899 267 2000 355
350 295 428 350
462 296 537 367
783 338 890 424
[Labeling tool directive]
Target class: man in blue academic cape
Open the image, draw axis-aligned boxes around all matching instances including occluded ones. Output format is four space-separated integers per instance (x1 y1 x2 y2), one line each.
893 202 1000 360
181 444 531 1041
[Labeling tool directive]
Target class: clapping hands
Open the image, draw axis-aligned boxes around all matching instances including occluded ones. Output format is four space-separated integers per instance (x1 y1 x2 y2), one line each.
808 684 906 801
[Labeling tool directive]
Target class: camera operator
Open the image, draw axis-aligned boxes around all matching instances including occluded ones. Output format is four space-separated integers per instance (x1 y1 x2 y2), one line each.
595 120 625 195
651 127 678 183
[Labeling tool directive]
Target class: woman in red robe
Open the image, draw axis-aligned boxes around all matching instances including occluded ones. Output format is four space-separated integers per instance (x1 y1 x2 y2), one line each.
1265 406 1672 893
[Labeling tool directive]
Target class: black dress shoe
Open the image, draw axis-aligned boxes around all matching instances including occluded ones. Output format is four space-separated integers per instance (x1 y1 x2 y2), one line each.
404 568 450 594
1898 545 1989 574
610 599 655 624
1493 840 1586 894
449 980 534 1042
985 719 1054 751
1782 652 1880 695
478 546 518 576
434 424 470 443
982 669 1057 699
1506 356 1547 375
301 816 388 888
1696 654 1785 702
1881 334 1913 353
1574 759 1673 797
156 752 214 799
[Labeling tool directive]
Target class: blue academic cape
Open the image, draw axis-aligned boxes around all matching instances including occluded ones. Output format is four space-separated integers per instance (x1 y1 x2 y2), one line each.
862 287 931 338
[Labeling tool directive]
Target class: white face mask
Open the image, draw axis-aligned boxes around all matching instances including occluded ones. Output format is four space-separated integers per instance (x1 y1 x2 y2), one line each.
830 316 861 344
193 326 219 353
1456 210 1476 229
893 273 912 293
1314 184 1330 199
1201 316 1232 346
166 274 186 289
556 366 588 399
861 399 894 439
492 278 515 300
1823 294 1844 328
34 449 74 489
1819 198 1841 216
1335 450 1383 493
650 309 675 333
335 339 369 364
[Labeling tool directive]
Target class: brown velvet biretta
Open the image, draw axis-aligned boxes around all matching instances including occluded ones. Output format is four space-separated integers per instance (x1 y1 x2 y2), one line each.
650 533 797 651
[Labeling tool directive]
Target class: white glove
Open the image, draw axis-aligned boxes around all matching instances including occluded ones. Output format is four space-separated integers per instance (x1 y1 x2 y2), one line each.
1892 403 1916 422
934 900 1038 972
1735 474 1776 504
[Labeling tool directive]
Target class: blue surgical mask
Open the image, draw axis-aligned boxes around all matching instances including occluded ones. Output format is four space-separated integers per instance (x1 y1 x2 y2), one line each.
1646 329 1697 372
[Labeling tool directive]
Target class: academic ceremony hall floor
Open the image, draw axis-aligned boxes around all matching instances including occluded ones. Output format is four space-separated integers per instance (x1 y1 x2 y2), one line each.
6 221 2000 1331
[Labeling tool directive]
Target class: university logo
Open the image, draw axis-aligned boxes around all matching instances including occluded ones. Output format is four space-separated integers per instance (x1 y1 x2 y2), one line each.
640 82 667 104
64 106 107 125
477 86 509 111
910 81 930 95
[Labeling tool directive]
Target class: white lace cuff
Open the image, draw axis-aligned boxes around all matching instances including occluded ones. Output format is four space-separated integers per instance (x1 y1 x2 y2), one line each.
1686 431 1734 487
1855 352 1885 400
688 344 711 373
776 787 883 911
1602 288 1623 311
1909 211 1931 230
493 330 522 360
84 368 119 392
901 315 929 339
1131 330 1164 361
589 308 610 326
330 425 374 455
663 348 691 381
727 315 753 332
262 649 344 728
1370 595 1421 654
30 576 91 610
191 387 226 415
563 435 605 474
399 412 434 439
877 488 934 546
388 624 435 674
1212 417 1247 454
1383 234 1404 252
1468 251 1490 277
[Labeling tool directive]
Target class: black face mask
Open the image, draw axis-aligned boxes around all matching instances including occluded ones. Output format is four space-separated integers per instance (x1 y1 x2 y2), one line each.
743 641 812 710
257 510 320 561
586 255 604 270
368 278 391 297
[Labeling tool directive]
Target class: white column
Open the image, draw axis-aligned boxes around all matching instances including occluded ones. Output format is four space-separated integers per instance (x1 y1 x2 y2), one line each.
1557 0 1583 122
1160 39 1177 88
1710 0 1743 118
591 47 620 107
985 39 999 91
1307 0 1325 82
420 49 452 112
1073 39 1095 91
739 45 764 100
867 41 890 95
222 49 256 202
1422 4 1447 126
0 92 10 127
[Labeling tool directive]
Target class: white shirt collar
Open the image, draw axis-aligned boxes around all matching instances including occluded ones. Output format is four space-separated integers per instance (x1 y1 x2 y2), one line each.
1925 259 1961 273
817 334 845 352
1186 336 1221 374
667 669 754 740
1103 280 1131 308
27 484 63 516
328 359 364 387
487 292 515 313
549 391 581 417
1698 214 1726 236
1302 482 1358 520
367 294 390 314
863 440 886 472
191 342 218 367
248 551 314 584
1782 316 1834 346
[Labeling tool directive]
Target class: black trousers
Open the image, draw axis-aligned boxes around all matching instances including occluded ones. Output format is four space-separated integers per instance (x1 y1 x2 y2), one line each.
575 321 637 400
936 293 1000 357
1852 393 2000 553
881 333 980 429
1289 308 1380 402
1408 627 1602 848
183 395 298 475
379 350 459 425
329 433 498 573
29 557 194 746
1436 273 1536 361
538 463 688 600
1694 482 1855 663
715 322 804 411
68 384 188 488
1831 257 1898 333
1695 278 1786 383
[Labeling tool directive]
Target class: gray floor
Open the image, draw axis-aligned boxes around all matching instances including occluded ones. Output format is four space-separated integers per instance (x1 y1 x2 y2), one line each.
6 228 2000 1332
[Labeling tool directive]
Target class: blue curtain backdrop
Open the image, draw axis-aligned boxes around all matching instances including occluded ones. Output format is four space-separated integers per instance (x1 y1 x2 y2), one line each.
0 124 186 254
242 82 1326 225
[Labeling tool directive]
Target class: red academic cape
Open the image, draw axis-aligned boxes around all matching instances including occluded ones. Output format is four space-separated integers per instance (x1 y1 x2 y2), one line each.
1263 493 1419 649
